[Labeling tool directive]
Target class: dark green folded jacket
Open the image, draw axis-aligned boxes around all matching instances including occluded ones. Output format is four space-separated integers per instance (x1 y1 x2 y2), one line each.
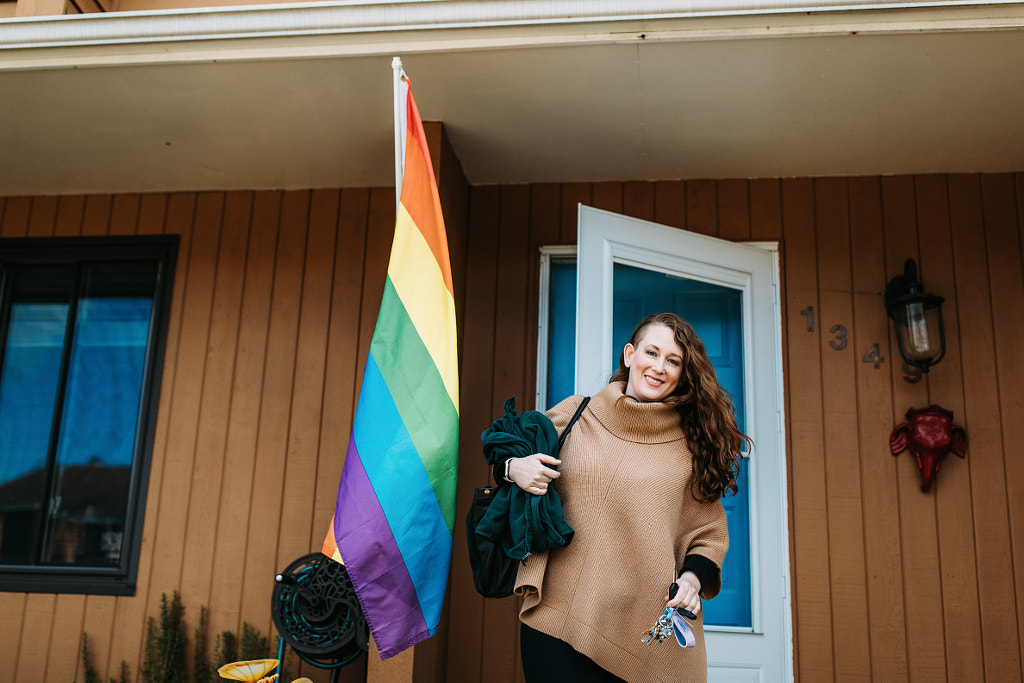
476 396 575 561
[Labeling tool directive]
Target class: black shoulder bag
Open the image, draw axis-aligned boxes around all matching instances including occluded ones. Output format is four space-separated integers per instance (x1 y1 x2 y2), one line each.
466 396 590 598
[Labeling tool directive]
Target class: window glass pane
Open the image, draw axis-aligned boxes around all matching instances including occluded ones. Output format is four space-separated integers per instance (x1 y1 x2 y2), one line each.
43 263 157 567
0 266 74 565
545 259 577 410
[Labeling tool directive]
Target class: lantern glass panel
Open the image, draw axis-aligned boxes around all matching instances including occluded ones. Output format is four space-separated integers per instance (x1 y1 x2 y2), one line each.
895 302 942 361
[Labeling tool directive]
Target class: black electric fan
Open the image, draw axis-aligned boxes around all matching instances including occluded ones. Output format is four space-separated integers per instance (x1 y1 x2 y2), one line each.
271 552 369 678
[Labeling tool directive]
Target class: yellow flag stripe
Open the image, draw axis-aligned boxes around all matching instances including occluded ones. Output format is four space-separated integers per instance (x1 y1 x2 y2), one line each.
388 204 459 408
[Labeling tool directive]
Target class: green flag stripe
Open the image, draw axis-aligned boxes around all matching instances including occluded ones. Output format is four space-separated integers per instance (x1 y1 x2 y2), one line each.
370 278 459 532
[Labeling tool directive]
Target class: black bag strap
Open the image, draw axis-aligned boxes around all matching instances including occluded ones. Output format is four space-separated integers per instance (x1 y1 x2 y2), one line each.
557 396 590 452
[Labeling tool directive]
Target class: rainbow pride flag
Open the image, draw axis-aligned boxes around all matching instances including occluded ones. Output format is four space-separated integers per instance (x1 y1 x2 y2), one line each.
322 76 459 659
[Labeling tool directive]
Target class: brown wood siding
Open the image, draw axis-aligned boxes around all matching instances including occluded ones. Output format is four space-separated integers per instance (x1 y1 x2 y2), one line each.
1 172 1022 682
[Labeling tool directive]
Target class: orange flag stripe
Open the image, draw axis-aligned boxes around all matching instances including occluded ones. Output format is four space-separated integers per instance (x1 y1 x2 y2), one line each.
400 96 454 297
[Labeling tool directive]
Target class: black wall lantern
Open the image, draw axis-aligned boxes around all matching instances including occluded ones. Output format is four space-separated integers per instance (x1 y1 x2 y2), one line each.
885 258 946 373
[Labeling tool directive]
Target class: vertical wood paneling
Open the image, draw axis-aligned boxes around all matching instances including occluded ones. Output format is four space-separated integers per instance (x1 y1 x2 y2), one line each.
239 190 307 631
848 176 908 680
946 175 1019 679
623 181 654 222
0 591 27 676
179 192 249 617
79 597 116 679
14 594 56 681
1 196 31 236
278 188 337 566
109 194 140 235
144 192 218 628
814 178 870 679
1009 173 1024 675
948 175 1018 682
527 184 562 408
53 195 85 236
46 594 86 683
914 175 984 682
591 182 623 215
718 179 750 241
781 177 833 680
653 180 686 230
447 185 501 683
81 195 112 235
27 196 58 236
749 179 782 241
492 185 532 405
208 190 279 640
559 183 591 243
686 179 717 236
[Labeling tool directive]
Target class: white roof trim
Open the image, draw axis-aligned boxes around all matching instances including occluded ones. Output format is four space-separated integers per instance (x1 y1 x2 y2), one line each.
2 0 1023 57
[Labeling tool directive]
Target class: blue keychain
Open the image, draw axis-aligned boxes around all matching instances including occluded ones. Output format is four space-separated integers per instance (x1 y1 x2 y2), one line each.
640 583 697 647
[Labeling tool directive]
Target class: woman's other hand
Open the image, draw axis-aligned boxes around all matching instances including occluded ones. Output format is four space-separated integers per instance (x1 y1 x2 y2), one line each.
667 571 702 616
507 453 561 495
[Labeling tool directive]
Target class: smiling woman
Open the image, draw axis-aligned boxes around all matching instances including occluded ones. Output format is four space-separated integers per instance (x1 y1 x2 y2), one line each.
621 322 684 402
501 311 750 682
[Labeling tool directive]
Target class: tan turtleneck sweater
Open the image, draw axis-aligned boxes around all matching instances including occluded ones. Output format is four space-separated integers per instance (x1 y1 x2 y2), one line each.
516 381 728 682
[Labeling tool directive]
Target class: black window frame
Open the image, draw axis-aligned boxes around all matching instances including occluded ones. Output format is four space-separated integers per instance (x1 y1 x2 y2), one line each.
0 235 178 595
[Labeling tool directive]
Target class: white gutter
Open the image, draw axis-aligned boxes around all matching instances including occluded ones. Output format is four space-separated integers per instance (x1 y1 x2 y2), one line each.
1 0 1023 68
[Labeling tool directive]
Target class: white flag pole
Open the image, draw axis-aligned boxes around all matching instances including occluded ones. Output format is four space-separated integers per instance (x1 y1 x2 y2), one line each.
392 57 408 216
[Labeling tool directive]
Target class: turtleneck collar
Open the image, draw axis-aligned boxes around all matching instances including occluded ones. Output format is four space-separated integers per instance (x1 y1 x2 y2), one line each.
588 381 685 444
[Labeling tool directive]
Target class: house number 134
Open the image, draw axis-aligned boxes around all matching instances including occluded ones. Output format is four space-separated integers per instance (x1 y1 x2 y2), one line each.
805 308 918 382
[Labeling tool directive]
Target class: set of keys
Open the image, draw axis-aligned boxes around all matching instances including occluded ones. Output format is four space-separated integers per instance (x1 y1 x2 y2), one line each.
640 582 697 647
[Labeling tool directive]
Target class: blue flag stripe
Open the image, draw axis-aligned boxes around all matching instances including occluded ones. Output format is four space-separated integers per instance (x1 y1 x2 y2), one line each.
352 354 452 627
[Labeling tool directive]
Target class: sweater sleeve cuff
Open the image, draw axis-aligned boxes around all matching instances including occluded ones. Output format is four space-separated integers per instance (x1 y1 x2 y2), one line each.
682 554 722 600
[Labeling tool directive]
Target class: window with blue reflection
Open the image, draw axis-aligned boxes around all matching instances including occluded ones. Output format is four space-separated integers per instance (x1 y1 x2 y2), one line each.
0 238 176 595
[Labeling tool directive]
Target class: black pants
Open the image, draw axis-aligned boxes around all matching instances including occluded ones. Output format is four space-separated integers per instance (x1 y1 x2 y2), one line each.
520 623 626 682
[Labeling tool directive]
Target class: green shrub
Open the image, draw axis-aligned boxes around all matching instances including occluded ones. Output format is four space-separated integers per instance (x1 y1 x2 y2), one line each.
83 594 279 683
213 628 238 669
80 633 102 683
240 622 269 661
81 633 130 683
193 605 214 683
140 592 187 683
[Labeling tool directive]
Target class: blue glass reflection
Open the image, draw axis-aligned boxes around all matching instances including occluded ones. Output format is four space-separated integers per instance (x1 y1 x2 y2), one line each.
0 302 69 564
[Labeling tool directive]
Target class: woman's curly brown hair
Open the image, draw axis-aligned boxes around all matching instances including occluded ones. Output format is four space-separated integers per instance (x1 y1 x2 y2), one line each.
609 312 750 502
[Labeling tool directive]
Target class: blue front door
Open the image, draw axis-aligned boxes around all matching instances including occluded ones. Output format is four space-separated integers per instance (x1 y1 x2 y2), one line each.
544 259 751 628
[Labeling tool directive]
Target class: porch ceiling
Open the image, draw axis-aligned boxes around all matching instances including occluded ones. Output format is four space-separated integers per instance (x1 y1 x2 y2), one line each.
2 2 1024 196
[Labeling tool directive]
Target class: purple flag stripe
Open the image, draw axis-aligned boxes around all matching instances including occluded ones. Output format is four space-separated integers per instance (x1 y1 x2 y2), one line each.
333 438 429 655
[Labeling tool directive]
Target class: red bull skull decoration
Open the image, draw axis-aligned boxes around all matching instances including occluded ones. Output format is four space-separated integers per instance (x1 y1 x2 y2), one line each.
890 405 966 492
